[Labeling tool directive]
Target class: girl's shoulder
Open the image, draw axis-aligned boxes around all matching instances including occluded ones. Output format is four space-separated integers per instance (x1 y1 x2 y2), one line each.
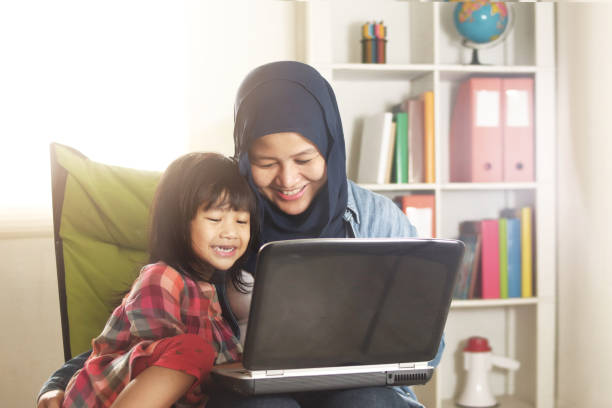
136 262 188 294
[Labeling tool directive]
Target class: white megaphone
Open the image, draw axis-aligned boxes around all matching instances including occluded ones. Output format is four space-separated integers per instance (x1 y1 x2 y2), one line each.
456 336 520 408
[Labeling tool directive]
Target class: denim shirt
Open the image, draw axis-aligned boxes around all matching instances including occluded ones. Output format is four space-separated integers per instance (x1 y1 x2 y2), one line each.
344 180 417 239
38 180 443 406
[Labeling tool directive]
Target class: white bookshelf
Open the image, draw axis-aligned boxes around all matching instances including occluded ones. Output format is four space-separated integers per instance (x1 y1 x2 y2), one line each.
299 1 556 407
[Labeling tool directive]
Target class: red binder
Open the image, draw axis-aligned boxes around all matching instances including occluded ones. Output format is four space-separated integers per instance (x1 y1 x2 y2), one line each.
450 78 504 182
502 78 534 182
480 219 500 299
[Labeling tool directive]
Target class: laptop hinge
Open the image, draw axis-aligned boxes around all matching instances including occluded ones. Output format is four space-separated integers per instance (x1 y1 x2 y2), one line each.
265 369 284 376
399 362 415 368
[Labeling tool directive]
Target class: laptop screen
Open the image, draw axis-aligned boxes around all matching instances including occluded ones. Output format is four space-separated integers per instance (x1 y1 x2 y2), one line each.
242 238 464 370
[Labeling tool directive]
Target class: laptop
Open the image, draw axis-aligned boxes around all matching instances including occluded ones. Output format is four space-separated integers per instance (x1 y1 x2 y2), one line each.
211 238 464 395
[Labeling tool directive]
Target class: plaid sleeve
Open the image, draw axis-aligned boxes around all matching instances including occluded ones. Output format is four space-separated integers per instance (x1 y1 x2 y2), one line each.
124 264 187 340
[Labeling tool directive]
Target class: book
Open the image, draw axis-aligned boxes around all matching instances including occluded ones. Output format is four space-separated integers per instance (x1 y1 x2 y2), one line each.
469 236 482 299
502 77 534 182
507 217 522 298
454 234 477 299
407 99 425 183
384 121 397 183
521 206 533 297
393 112 409 184
502 207 533 297
481 219 500 299
422 91 435 183
355 112 394 184
499 218 509 298
399 194 435 238
450 77 504 182
455 221 482 299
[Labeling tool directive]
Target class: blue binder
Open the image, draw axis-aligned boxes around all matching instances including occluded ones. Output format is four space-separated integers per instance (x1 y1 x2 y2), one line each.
507 218 522 298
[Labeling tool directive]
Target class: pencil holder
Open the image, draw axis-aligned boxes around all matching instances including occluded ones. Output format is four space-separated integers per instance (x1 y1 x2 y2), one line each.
361 38 387 64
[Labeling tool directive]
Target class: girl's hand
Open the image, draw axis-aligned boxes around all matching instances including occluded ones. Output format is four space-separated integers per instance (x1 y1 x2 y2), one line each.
201 361 244 394
213 361 243 370
37 390 64 408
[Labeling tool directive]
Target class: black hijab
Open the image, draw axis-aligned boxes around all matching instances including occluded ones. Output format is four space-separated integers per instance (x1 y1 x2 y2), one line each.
234 61 348 249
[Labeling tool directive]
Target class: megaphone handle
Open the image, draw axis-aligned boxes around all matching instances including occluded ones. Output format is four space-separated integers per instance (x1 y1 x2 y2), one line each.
490 355 520 371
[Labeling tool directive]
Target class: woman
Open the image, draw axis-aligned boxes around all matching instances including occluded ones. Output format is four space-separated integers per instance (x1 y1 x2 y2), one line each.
38 61 442 408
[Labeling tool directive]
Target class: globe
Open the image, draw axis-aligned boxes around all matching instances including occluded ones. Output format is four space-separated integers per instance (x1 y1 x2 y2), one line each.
450 1 514 65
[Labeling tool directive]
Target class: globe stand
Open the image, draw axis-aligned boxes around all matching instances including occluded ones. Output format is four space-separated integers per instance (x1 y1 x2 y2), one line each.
470 48 482 65
462 42 488 66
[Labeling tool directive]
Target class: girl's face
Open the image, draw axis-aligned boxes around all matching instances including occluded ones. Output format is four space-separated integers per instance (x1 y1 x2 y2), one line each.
190 200 251 271
249 132 327 215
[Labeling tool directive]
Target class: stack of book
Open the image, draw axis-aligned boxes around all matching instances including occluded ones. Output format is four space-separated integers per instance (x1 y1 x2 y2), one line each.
453 207 534 300
355 91 435 185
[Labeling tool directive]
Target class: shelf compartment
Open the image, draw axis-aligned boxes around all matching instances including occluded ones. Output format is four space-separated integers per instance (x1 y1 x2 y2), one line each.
442 307 536 404
333 73 434 180
439 189 535 239
436 2 536 66
330 0 435 65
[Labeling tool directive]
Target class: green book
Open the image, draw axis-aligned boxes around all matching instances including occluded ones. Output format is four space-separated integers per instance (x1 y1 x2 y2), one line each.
394 112 408 183
499 218 509 298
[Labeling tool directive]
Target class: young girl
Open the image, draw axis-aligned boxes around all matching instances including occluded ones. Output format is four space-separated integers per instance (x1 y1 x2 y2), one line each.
62 152 258 408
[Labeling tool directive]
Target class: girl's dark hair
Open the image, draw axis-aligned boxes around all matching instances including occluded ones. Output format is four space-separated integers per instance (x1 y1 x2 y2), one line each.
148 152 258 292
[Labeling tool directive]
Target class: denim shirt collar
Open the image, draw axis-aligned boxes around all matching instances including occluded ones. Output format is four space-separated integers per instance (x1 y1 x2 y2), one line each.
343 182 360 225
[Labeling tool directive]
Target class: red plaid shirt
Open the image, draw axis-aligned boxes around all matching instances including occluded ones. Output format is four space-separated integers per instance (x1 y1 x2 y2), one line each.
63 262 242 407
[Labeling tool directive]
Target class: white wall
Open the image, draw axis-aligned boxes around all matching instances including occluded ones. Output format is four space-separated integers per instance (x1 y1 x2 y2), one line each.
0 236 62 407
186 1 300 156
556 4 612 408
0 1 301 407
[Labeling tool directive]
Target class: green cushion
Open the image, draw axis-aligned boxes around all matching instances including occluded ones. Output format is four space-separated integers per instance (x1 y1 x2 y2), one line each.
53 144 161 356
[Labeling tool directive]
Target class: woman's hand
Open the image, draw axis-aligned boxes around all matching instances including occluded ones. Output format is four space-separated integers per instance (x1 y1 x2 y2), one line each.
37 390 64 408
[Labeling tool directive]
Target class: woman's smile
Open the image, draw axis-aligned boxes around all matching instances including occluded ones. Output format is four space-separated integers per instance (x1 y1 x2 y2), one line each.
275 185 307 201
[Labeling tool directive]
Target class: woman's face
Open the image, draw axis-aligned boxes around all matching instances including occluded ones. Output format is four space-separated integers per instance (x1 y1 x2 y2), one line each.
249 132 327 215
190 200 251 271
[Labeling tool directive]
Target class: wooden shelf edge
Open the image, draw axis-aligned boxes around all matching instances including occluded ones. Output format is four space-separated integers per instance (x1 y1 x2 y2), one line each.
439 64 537 73
358 183 436 191
329 63 538 73
451 297 538 309
331 63 436 72
442 395 534 408
441 182 537 191
357 182 537 192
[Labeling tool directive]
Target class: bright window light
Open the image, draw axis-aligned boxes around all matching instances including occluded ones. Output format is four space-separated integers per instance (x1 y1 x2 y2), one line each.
0 1 189 224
